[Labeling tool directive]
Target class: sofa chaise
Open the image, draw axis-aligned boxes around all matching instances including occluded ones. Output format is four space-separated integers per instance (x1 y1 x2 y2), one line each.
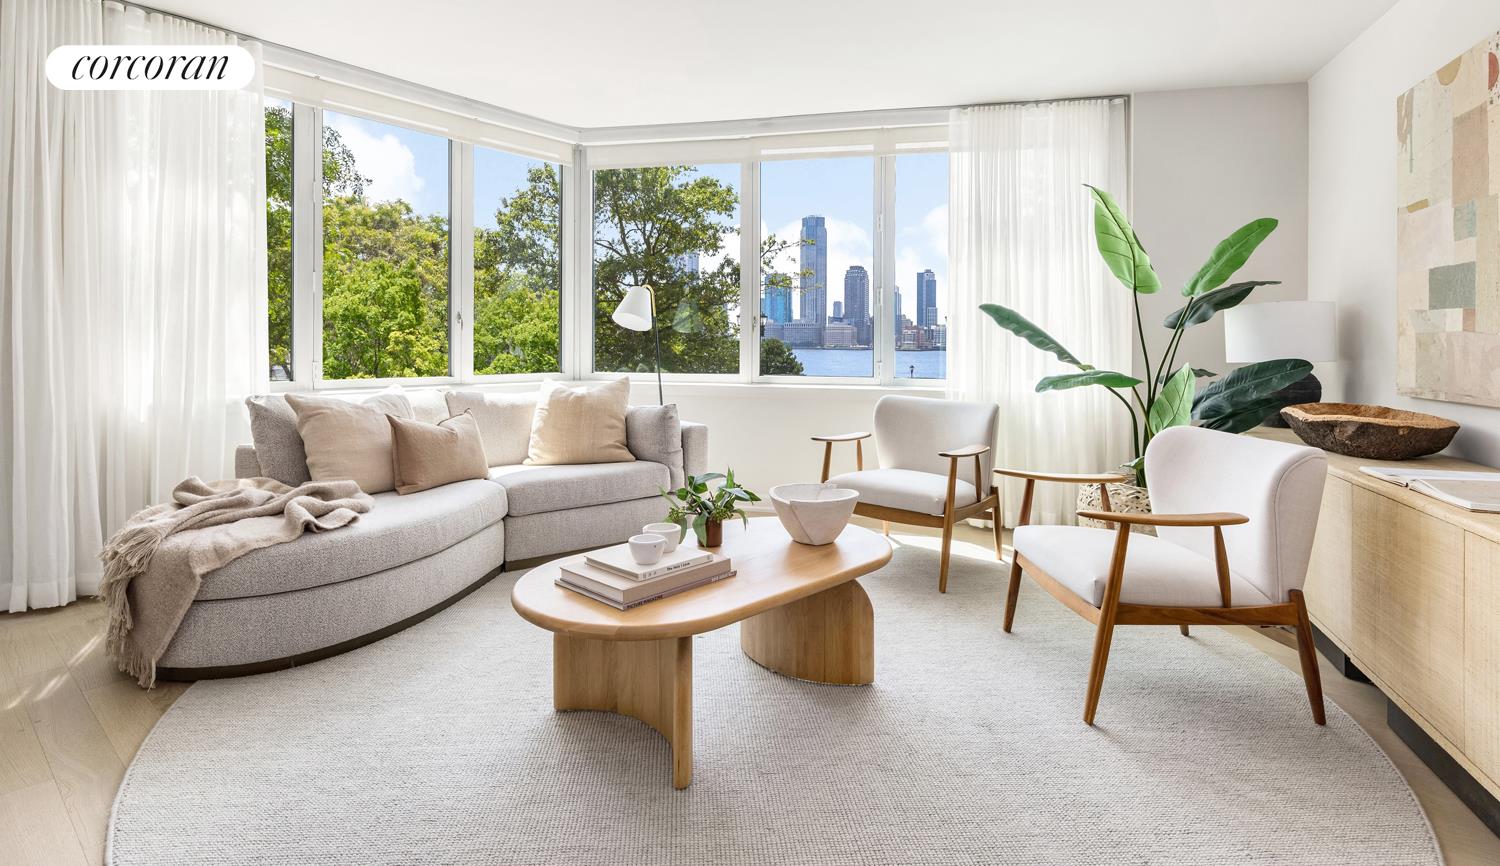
153 388 706 680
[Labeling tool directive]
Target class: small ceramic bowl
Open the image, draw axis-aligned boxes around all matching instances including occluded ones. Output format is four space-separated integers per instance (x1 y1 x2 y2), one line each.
643 522 684 553
628 533 666 565
770 483 859 546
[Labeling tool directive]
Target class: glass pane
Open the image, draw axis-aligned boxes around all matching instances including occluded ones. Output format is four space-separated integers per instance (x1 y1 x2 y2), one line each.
760 157 875 377
265 98 293 381
473 147 561 374
894 152 948 380
320 110 450 379
592 164 741 375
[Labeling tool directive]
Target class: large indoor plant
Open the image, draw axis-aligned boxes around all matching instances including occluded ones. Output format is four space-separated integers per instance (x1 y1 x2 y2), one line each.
981 186 1312 493
661 470 761 547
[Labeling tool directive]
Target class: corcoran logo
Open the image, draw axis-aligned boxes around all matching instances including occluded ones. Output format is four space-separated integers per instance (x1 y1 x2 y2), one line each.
45 45 255 90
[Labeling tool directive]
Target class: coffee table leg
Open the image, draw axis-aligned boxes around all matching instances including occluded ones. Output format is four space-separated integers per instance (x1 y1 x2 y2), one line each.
740 579 874 685
553 634 693 789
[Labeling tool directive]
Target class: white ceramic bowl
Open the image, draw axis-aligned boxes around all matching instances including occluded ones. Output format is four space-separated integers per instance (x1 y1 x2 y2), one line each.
770 483 859 546
643 522 684 553
628 533 666 565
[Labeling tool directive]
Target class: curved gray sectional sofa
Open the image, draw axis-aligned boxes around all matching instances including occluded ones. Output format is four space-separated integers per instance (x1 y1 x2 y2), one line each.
154 389 706 680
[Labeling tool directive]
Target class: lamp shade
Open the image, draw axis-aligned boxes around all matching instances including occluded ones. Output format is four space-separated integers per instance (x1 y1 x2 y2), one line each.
611 285 655 332
1224 301 1337 363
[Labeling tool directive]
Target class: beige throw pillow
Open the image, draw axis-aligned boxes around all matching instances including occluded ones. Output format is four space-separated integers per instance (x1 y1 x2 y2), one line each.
388 411 489 495
445 390 538 467
285 391 413 494
524 377 635 465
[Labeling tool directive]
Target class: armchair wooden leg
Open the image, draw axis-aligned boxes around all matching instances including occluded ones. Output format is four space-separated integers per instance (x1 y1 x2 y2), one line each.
1002 557 1023 633
1179 625 1190 637
937 513 955 593
990 507 1003 559
1290 590 1327 726
1083 611 1118 726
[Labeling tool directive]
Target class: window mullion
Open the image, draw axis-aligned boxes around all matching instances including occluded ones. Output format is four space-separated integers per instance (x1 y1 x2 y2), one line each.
740 160 759 383
451 140 474 382
292 103 321 388
874 154 896 386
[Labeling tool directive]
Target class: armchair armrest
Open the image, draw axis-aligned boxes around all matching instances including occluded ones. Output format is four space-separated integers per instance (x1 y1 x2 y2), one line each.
1075 510 1248 528
811 432 871 442
813 432 870 481
939 444 990 458
995 468 1132 484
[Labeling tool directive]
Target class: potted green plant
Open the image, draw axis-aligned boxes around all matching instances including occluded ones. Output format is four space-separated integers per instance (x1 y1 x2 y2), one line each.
661 470 761 547
981 185 1313 496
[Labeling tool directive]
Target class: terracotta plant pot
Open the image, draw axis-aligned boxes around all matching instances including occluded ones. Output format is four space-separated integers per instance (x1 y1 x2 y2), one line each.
703 518 724 547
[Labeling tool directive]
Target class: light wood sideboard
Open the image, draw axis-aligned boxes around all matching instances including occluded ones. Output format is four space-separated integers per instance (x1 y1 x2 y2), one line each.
1253 428 1500 817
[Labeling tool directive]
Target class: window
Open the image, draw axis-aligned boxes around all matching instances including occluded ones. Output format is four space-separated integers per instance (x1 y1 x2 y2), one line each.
265 98 293 381
473 147 561 375
759 157 876 378
320 110 450 380
894 152 948 380
592 164 741 375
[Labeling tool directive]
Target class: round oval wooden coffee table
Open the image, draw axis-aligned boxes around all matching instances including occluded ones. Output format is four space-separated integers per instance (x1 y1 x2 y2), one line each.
511 517 892 789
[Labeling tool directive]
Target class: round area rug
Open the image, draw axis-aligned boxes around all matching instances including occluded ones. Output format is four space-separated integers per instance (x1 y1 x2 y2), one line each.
109 542 1442 865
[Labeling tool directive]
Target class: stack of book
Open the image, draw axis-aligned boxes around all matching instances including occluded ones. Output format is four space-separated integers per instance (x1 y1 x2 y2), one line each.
556 544 734 610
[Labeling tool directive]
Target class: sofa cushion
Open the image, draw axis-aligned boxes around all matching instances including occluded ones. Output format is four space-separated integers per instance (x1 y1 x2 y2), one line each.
626 404 685 487
829 468 978 517
389 412 489 495
286 390 413 494
525 377 634 465
196 479 507 600
1013 525 1272 608
446 390 537 467
488 461 668 516
245 395 311 486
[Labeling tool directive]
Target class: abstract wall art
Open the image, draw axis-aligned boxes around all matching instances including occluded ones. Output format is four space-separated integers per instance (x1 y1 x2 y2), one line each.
1396 29 1500 406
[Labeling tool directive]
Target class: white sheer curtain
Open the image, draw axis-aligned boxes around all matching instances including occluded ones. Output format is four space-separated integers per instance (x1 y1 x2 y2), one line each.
946 99 1132 527
1 0 267 612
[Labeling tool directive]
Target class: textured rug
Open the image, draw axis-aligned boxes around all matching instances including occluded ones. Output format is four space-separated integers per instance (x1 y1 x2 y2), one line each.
108 541 1442 865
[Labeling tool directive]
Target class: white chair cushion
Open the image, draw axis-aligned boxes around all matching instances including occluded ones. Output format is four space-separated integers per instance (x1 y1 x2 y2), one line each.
1013 525 1272 609
829 468 978 517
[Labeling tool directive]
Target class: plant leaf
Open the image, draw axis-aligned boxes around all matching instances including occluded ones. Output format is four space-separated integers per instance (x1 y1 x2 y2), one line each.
691 513 708 546
1192 359 1313 428
1196 395 1289 433
1155 367 1215 387
1162 281 1280 329
1147 364 1196 435
1086 185 1161 295
980 303 1088 368
1036 370 1142 392
1182 219 1278 297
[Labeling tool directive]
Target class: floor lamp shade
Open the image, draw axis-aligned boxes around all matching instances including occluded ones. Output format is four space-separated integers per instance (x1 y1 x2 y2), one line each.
1224 301 1338 363
612 285 655 332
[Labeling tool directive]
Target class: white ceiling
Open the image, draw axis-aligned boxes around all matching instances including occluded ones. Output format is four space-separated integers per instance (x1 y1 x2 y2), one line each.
150 0 1397 129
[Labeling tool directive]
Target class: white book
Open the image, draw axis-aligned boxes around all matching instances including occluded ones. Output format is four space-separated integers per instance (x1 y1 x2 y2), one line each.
1359 466 1500 487
584 543 714 581
559 557 732 605
556 570 735 610
1408 478 1500 513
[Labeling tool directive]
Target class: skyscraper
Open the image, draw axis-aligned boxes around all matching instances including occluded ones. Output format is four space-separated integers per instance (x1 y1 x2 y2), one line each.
843 265 871 346
761 273 792 323
674 252 701 276
832 300 843 320
798 215 828 324
916 269 937 327
893 287 903 337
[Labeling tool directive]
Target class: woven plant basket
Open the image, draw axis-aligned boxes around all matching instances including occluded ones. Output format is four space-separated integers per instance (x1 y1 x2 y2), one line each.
1076 478 1155 536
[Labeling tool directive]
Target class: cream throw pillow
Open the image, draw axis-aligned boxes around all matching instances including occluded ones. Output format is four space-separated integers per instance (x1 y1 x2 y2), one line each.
285 391 412 494
524 377 634 465
388 411 489 495
445 390 537 467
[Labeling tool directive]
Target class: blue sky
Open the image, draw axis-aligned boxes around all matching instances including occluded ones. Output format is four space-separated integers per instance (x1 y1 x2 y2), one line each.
323 111 947 321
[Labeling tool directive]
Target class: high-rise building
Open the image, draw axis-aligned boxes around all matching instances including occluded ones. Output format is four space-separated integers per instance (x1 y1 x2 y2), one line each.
916 269 937 327
893 287 903 337
842 265 871 346
831 300 843 320
798 215 828 324
762 274 792 323
674 252 701 276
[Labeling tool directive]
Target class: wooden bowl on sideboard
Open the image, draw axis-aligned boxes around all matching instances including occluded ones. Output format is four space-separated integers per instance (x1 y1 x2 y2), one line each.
1279 403 1459 460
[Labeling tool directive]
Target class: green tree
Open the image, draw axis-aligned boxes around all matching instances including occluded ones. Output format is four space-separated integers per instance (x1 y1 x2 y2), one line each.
473 164 561 374
759 337 805 375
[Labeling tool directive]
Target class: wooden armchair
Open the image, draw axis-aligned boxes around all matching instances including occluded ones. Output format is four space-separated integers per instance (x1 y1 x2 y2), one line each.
815 395 1001 592
1000 426 1329 726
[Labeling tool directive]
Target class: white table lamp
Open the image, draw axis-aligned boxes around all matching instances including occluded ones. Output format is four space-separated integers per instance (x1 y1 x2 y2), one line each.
1224 300 1337 426
611 284 663 404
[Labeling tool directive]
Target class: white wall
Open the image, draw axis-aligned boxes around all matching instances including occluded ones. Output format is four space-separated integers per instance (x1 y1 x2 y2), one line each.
1130 85 1311 383
1309 0 1500 464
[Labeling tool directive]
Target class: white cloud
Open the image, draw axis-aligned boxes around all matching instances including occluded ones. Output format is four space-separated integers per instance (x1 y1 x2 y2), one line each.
895 204 948 319
764 216 872 319
324 114 426 209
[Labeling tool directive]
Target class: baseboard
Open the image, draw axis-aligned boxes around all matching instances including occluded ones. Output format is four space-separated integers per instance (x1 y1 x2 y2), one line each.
156 564 504 681
1387 700 1500 839
1311 624 1371 682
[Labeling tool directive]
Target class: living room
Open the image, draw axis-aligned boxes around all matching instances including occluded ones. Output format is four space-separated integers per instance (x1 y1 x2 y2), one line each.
4 0 1500 863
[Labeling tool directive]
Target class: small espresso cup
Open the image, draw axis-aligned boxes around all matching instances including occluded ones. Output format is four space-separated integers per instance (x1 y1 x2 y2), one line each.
628 533 667 565
643 522 683 553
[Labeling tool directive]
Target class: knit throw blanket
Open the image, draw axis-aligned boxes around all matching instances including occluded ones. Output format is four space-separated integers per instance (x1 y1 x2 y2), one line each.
101 477 373 687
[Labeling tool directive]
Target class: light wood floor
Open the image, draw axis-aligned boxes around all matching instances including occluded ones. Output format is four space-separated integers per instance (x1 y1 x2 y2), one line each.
1 518 1496 865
